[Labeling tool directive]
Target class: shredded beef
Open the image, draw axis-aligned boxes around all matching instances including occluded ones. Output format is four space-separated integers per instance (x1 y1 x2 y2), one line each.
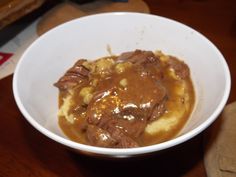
168 56 190 79
54 59 89 90
83 50 169 148
117 49 159 65
106 126 139 148
86 125 116 147
149 100 167 122
86 121 139 148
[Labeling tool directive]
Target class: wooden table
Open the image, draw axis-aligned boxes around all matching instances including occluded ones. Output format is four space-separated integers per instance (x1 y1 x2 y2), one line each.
0 0 235 176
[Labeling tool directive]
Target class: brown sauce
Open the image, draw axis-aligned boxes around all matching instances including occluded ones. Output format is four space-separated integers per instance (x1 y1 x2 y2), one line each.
55 50 195 148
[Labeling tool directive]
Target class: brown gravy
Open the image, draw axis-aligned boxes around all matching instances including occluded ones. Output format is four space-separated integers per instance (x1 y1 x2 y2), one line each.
55 50 195 148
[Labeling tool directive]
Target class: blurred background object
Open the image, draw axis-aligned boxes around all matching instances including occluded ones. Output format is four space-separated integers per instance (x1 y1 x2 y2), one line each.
37 0 149 35
0 0 58 46
0 0 149 46
0 0 45 30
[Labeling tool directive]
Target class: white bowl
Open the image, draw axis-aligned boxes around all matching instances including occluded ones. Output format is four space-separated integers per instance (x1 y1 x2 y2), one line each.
13 12 231 158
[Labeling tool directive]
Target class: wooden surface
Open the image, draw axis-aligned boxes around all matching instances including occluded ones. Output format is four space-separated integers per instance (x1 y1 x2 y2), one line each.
0 0 235 176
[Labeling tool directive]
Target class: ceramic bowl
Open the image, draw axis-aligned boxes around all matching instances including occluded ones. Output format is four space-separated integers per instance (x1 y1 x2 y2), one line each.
13 12 231 157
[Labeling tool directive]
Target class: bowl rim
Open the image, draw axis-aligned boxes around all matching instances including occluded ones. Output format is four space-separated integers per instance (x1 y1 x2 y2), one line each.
13 12 231 157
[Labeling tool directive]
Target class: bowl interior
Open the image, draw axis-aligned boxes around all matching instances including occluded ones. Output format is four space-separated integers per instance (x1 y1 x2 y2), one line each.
13 12 230 156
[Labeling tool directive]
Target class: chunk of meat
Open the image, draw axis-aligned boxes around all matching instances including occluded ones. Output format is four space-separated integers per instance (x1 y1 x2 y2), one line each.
88 113 147 139
86 123 139 148
168 56 190 79
118 50 164 80
86 125 116 147
106 125 139 148
149 100 167 122
54 59 90 90
85 86 166 148
86 92 147 148
117 50 160 65
84 62 167 148
70 60 90 77
86 85 166 137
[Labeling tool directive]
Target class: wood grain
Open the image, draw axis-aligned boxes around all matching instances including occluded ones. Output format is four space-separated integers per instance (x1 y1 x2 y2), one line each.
0 0 235 176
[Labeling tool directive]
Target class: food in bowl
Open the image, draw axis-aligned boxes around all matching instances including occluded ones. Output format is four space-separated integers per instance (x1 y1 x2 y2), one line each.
13 12 230 157
54 49 195 148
